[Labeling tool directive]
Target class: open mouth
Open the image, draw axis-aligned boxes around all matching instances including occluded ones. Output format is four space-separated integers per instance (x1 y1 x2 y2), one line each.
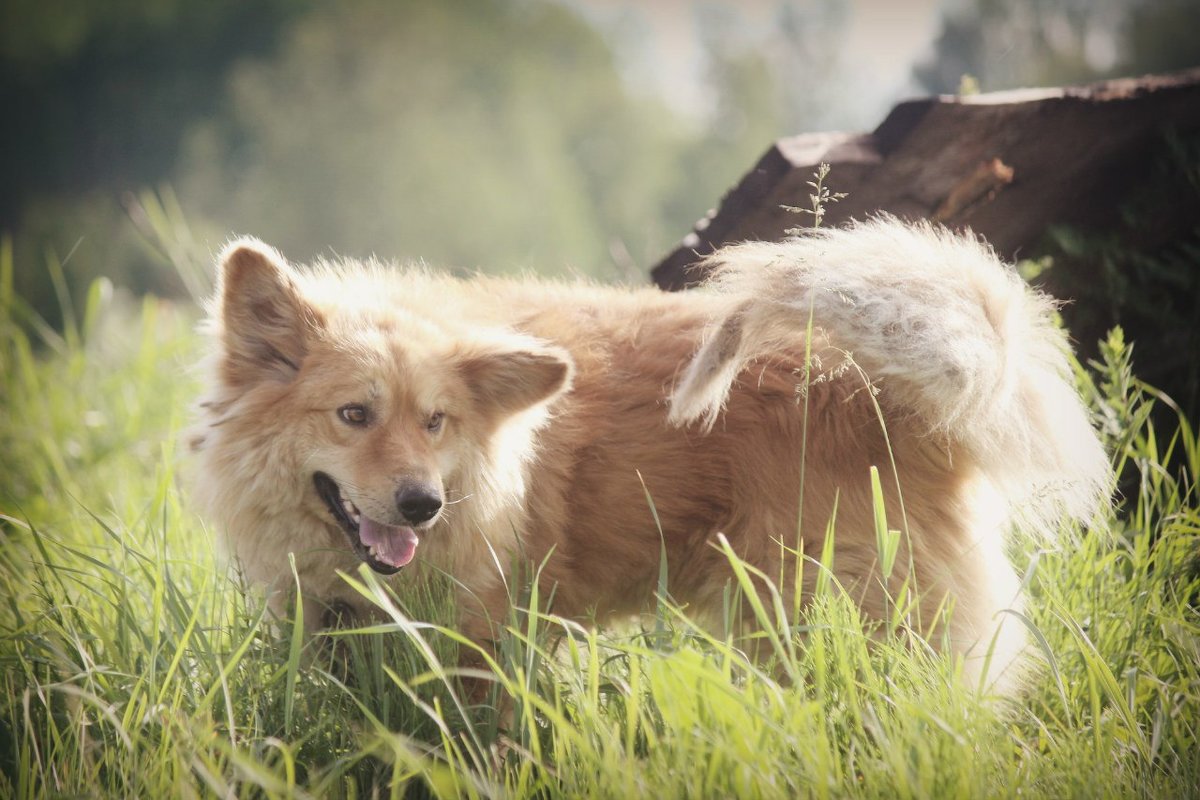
313 472 419 574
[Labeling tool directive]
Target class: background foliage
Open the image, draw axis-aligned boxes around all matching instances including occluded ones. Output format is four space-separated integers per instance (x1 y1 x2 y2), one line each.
5 0 1198 327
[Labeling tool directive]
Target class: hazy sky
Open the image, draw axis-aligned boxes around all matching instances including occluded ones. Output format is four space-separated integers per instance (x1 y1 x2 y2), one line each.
560 0 943 130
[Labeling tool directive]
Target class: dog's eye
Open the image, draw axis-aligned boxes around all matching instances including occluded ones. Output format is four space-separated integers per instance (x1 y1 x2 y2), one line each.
426 411 445 433
338 404 369 426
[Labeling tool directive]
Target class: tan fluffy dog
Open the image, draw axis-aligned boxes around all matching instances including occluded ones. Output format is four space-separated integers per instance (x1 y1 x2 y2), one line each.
190 219 1110 692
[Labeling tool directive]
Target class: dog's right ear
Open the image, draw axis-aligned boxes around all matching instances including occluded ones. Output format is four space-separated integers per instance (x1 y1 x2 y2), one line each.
215 237 323 388
454 339 574 420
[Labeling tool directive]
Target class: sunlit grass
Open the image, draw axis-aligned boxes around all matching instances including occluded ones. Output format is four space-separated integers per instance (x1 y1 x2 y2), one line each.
1 251 1197 797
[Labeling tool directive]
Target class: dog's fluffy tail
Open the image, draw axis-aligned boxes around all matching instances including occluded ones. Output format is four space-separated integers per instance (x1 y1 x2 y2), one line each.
668 217 1111 532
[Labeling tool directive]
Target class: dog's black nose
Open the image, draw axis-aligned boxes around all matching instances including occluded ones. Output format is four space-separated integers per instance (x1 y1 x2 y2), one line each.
396 486 442 524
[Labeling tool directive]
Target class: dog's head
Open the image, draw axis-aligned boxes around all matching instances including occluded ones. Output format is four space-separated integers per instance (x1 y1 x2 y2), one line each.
200 238 572 575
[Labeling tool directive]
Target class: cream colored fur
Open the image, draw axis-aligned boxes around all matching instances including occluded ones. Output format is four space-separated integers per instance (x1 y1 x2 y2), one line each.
190 218 1111 694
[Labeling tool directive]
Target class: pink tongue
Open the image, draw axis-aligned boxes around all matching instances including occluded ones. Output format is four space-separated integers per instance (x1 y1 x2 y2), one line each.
358 516 419 568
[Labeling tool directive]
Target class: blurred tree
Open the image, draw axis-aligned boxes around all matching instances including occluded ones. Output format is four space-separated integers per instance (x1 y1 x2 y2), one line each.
173 0 696 280
771 0 852 133
1 0 309 324
1121 0 1200 76
915 0 1200 94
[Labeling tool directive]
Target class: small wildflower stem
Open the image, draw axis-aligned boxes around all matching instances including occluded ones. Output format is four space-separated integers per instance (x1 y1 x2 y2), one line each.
782 162 847 232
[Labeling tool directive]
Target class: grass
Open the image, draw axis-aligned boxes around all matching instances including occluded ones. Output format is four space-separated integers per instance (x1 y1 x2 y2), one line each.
1 242 1198 798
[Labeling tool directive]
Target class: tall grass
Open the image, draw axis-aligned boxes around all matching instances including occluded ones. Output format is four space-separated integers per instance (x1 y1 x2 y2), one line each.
1 245 1197 797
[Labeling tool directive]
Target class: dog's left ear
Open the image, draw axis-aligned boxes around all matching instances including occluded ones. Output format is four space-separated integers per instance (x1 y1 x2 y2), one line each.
456 341 573 417
215 237 323 388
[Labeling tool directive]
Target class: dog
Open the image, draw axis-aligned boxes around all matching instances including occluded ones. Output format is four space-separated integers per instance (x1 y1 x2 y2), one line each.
189 218 1110 693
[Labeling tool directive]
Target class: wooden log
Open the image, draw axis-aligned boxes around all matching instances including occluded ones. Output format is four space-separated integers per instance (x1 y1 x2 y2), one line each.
651 68 1200 291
